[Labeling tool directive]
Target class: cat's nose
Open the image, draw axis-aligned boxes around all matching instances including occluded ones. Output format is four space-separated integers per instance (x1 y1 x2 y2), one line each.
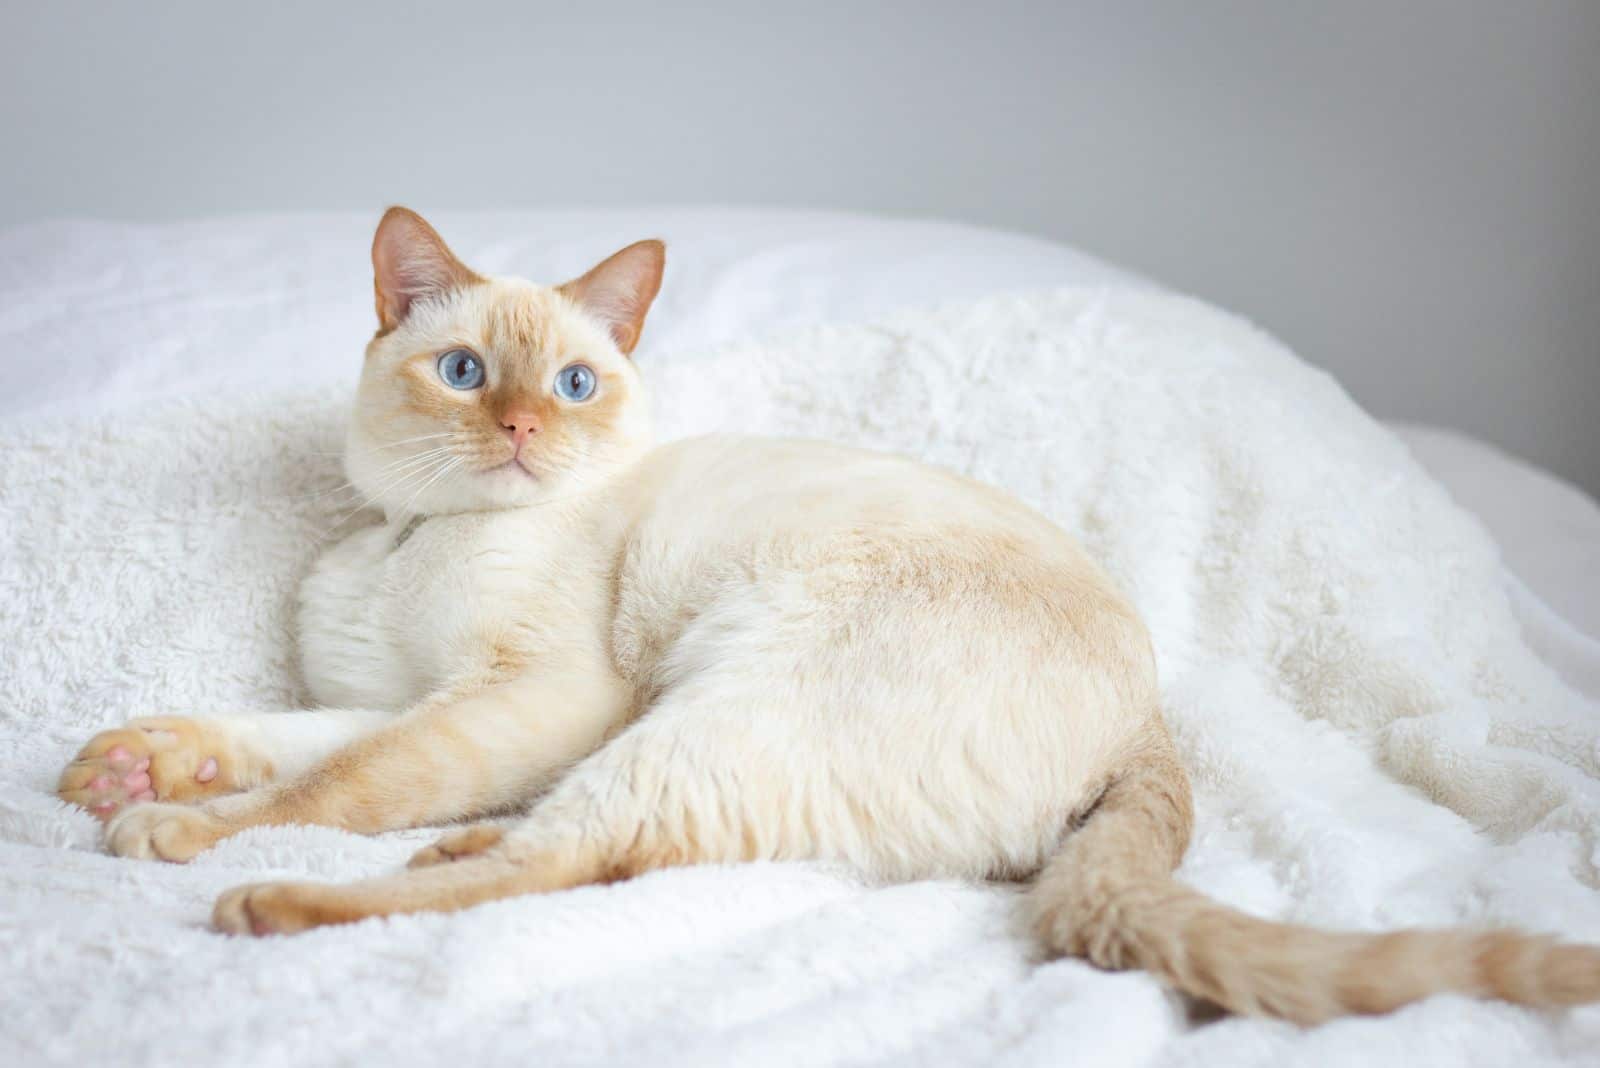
499 410 542 450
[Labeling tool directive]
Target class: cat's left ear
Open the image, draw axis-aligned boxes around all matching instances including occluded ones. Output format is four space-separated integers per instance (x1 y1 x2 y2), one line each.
558 240 665 356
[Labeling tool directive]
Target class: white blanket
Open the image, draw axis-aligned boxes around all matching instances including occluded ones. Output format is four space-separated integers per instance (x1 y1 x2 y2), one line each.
2 289 1597 1066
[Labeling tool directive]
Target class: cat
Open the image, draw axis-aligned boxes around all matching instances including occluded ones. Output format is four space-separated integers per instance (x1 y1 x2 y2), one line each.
57 207 1600 1025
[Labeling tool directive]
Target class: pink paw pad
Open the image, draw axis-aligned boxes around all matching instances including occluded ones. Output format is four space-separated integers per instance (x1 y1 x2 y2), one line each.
64 726 226 821
74 753 159 818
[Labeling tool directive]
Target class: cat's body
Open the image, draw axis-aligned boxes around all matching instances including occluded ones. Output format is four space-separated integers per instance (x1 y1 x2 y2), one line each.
56 208 1600 1025
298 433 1149 882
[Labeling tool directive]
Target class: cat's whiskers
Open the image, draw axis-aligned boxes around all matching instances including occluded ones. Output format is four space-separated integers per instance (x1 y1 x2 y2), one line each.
318 450 462 540
369 432 458 451
368 445 459 480
305 432 457 459
392 455 466 520
293 446 458 504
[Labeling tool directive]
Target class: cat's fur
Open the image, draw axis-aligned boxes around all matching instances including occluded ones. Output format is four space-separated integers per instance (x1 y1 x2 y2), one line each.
58 208 1600 1025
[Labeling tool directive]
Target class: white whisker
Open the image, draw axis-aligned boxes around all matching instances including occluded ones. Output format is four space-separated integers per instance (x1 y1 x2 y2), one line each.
297 446 457 505
369 432 457 451
394 456 465 520
319 451 459 540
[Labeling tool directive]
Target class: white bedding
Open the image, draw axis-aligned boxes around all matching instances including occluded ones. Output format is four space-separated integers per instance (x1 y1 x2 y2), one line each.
2 211 1599 1066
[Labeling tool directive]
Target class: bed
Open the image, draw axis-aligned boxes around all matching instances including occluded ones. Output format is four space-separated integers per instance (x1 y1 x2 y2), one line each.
2 208 1597 1066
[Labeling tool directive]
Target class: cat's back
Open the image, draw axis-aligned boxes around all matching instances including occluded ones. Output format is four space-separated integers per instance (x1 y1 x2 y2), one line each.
608 434 1144 685
621 434 1081 561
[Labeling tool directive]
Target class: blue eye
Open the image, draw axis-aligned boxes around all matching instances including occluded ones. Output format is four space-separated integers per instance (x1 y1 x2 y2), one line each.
437 349 485 390
554 363 596 402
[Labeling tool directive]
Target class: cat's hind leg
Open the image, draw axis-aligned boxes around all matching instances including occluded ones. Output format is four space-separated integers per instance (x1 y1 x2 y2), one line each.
210 703 771 934
58 708 393 820
406 824 509 868
207 653 1069 936
213 831 609 935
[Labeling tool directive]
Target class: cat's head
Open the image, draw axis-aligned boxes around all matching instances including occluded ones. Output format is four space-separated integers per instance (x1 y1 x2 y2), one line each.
346 207 663 517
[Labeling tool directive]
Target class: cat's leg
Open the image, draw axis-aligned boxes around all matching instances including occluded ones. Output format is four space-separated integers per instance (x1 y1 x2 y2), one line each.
57 708 393 819
406 824 508 868
207 654 1096 935
103 667 629 862
214 842 596 935
208 705 774 934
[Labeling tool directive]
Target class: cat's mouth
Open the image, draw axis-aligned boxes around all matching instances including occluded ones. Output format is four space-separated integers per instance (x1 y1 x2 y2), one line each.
484 458 538 481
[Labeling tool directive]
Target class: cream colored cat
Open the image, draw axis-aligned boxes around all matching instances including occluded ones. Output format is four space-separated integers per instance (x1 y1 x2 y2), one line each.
58 208 1600 1024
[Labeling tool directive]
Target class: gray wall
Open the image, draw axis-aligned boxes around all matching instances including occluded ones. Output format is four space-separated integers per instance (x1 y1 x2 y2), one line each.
3 1 1596 493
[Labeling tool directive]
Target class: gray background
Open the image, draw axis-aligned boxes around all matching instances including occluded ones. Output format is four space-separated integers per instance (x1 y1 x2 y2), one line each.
3 1 1596 493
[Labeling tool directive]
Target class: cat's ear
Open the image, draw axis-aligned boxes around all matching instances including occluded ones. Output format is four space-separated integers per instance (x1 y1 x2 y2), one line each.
558 240 665 356
371 207 482 333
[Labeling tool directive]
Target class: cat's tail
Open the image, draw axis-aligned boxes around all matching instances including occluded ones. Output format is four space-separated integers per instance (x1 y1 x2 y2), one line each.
1027 725 1600 1025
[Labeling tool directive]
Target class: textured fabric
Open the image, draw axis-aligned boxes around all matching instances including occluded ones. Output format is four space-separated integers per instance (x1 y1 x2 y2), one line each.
1393 423 1600 650
2 288 1598 1066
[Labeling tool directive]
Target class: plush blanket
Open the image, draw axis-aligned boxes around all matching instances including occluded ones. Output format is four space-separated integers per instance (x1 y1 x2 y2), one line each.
2 289 1597 1066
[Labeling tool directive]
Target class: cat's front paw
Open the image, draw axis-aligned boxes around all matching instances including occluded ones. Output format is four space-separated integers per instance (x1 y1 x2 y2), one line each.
58 717 237 819
105 802 227 862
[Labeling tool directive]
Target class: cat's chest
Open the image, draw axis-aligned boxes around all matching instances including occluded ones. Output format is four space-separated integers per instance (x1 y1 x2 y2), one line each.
296 510 589 709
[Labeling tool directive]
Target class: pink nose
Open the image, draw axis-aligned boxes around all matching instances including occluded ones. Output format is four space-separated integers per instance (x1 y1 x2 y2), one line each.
500 410 542 450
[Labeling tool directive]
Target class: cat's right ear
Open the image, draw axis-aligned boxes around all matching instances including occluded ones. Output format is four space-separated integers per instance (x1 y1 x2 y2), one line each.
371 207 482 333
